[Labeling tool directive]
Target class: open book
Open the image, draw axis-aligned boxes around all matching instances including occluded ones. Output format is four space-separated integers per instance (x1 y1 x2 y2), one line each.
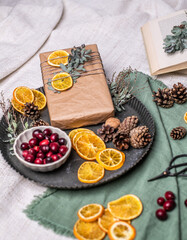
141 9 187 75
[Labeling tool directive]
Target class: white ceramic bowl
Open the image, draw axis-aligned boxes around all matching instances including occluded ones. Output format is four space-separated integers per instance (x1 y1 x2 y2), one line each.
13 126 72 172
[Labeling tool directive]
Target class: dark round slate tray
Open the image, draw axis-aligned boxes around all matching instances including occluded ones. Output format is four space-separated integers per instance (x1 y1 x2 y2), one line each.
0 88 155 189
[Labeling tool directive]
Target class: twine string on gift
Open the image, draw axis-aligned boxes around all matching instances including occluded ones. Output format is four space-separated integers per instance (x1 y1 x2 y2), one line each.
45 68 104 76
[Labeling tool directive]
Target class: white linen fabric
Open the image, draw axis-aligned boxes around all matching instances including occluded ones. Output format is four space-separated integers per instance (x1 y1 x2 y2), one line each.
0 0 187 239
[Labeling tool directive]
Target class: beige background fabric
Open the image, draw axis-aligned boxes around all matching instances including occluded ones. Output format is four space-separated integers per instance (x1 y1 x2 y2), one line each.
0 0 187 239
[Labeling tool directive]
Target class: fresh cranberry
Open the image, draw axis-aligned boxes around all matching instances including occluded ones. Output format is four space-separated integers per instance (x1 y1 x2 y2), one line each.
34 158 43 164
21 142 29 150
51 154 59 162
184 199 187 207
46 151 53 157
50 142 59 153
50 133 59 142
29 138 38 147
163 200 176 211
28 148 37 156
157 197 165 206
32 129 42 138
22 150 29 159
43 157 53 164
156 209 168 221
165 191 175 200
25 154 35 163
33 146 40 152
57 153 63 159
58 138 67 145
36 133 45 141
43 128 52 136
38 149 43 153
36 152 45 159
59 145 68 155
39 139 50 146
40 145 50 153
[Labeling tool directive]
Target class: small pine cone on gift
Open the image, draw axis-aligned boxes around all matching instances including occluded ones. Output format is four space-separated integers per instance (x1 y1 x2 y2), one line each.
23 102 40 120
118 115 139 134
171 82 187 104
170 127 186 140
97 124 115 143
152 88 174 108
113 130 130 150
130 126 151 149
32 119 49 127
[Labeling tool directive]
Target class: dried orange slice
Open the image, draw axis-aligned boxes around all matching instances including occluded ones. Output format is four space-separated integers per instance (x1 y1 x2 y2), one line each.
108 221 136 240
78 162 105 183
184 112 187 123
13 87 34 106
51 72 73 91
47 50 69 67
73 130 93 149
108 195 143 221
76 133 106 160
11 98 24 114
78 204 104 222
96 148 125 170
98 209 119 233
73 219 105 240
32 89 46 110
69 128 91 142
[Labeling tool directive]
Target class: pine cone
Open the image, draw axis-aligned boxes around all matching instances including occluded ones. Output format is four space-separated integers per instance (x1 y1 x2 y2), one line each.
170 127 186 140
23 102 40 120
171 82 187 104
118 116 138 134
130 126 151 149
32 119 49 127
97 124 115 143
113 130 130 150
152 88 174 108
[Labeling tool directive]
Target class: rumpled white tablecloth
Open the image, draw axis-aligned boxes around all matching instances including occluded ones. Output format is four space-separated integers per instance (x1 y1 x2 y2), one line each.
0 0 187 239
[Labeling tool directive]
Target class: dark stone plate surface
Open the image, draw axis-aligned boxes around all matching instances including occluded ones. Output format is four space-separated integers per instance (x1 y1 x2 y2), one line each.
0 88 155 189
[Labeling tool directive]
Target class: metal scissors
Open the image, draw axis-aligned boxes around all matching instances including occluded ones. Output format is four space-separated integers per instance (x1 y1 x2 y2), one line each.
148 154 187 182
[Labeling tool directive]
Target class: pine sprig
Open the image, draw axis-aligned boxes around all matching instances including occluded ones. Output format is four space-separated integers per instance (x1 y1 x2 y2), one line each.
163 20 187 54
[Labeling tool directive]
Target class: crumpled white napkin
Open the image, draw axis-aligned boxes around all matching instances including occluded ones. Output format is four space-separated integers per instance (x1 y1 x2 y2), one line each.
0 0 63 80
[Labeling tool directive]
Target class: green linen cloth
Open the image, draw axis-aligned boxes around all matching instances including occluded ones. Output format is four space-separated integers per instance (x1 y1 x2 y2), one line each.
25 71 187 240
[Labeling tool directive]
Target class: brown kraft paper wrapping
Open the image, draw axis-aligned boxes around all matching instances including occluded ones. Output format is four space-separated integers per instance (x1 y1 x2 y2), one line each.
40 44 114 129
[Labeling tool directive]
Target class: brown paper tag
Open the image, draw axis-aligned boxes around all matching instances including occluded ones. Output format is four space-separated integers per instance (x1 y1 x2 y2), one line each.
40 44 114 129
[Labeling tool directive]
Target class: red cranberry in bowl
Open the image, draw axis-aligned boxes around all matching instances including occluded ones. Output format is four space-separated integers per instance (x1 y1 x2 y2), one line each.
43 157 53 164
36 133 45 141
50 133 59 142
34 158 43 164
29 138 38 148
32 129 42 138
50 142 59 153
51 154 59 162
165 191 175 200
39 139 50 146
40 145 50 154
28 148 37 157
33 146 40 152
58 138 67 145
43 128 52 136
59 145 68 155
156 209 168 221
37 152 45 159
22 150 29 159
21 142 29 150
25 154 35 163
46 151 53 157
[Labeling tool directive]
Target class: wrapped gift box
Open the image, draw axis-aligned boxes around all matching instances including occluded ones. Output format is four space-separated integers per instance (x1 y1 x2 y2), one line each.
40 44 114 129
